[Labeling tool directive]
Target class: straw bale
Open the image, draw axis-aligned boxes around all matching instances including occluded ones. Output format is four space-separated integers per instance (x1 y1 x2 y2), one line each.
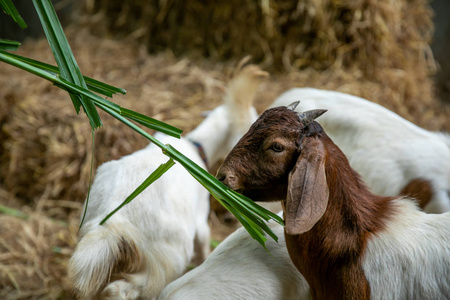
85 0 434 72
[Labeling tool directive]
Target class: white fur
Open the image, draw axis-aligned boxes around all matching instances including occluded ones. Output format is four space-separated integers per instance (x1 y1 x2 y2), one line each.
68 134 210 299
363 198 450 299
158 213 311 300
68 61 268 299
272 88 450 213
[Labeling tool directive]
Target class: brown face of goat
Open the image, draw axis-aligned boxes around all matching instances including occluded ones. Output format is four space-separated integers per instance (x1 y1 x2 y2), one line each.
217 104 328 234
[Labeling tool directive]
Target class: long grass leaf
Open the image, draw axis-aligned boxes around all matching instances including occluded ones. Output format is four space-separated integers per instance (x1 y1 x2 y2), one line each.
220 200 268 248
33 0 102 129
222 191 280 242
226 189 284 225
121 108 182 138
79 129 96 229
0 49 59 80
3 51 126 96
100 159 175 225
0 39 20 51
0 0 27 28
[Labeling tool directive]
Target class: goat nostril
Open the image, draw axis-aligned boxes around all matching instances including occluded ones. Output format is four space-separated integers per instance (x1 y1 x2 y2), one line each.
216 172 226 183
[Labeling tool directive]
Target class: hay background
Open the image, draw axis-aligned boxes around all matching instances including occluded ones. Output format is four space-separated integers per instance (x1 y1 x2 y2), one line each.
0 0 449 298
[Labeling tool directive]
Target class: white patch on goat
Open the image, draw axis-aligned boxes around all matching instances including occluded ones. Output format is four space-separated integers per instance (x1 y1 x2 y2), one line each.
158 213 311 300
363 198 450 300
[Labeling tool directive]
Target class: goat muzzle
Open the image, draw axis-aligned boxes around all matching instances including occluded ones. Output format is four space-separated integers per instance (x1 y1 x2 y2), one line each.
216 169 242 192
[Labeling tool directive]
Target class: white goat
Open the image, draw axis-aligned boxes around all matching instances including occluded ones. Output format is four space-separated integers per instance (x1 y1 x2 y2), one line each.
158 212 310 300
67 60 268 299
271 88 450 213
217 104 450 299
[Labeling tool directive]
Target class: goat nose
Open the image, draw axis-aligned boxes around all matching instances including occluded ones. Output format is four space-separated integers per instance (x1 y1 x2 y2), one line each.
216 171 226 183
216 170 239 190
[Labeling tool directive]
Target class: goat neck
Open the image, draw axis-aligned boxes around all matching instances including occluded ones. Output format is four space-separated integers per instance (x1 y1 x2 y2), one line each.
287 124 396 300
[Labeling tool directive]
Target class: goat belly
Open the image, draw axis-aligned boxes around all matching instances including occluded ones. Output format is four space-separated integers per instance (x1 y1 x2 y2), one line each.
361 199 450 300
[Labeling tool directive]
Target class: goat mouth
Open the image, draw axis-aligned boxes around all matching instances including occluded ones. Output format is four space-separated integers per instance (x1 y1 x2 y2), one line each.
229 187 245 194
241 187 287 202
233 188 244 195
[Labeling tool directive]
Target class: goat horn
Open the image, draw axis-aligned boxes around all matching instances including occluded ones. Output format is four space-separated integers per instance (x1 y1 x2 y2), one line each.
286 101 300 111
298 109 327 127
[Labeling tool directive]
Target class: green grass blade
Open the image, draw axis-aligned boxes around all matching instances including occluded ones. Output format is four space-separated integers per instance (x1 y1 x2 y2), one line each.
0 49 59 80
226 189 284 225
0 39 20 51
0 50 118 114
3 51 126 96
0 0 27 28
219 199 268 248
84 77 126 97
79 129 96 230
56 78 183 141
222 191 280 242
55 78 182 142
100 158 176 225
33 0 102 129
121 108 182 138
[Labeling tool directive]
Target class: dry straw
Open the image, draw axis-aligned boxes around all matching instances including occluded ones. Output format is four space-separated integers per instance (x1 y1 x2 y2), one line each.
86 0 434 72
0 0 449 297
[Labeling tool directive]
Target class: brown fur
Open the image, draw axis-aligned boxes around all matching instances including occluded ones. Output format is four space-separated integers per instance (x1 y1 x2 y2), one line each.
400 178 433 209
100 237 144 297
115 237 144 275
217 106 397 300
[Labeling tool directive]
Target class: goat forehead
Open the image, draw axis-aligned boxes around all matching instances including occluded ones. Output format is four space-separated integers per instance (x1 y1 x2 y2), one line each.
259 107 301 124
246 107 302 136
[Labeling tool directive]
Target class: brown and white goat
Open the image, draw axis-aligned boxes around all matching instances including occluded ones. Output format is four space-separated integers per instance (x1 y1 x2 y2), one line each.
217 103 450 300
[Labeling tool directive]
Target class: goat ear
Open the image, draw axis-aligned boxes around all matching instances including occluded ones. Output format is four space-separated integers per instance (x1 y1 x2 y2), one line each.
285 137 329 235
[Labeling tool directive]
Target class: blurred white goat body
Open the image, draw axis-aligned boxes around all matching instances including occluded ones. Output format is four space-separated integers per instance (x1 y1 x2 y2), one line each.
67 59 268 299
70 133 210 299
363 199 450 299
158 212 311 300
272 88 450 213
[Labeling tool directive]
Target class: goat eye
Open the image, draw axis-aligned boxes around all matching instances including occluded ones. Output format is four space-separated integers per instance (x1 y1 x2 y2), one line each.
270 143 284 152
